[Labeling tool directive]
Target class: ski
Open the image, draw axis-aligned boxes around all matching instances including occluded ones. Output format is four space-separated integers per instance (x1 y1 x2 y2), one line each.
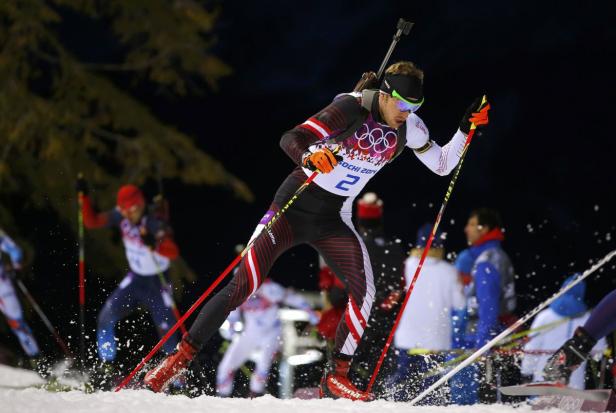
499 383 610 402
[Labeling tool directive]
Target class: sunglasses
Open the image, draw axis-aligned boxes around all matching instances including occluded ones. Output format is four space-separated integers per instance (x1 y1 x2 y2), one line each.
392 90 424 113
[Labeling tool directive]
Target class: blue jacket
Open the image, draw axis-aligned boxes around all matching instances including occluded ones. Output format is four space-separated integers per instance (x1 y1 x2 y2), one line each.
0 229 23 276
464 234 516 348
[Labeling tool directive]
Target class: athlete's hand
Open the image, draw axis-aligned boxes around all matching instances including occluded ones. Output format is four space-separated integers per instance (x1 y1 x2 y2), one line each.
4 263 22 280
140 227 157 249
459 96 490 134
302 147 342 174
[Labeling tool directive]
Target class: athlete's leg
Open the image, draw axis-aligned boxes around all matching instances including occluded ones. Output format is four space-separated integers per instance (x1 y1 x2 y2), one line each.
216 332 257 396
249 328 281 395
96 272 139 362
0 279 39 357
543 288 616 383
139 274 180 354
583 288 616 340
144 203 297 392
188 205 295 347
311 207 375 359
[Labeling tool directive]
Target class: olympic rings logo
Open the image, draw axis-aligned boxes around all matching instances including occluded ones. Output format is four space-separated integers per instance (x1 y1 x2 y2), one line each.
354 125 397 154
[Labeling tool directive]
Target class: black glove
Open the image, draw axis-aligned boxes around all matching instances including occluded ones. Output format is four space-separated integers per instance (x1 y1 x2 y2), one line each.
76 174 89 196
459 96 490 134
140 229 157 249
5 265 21 280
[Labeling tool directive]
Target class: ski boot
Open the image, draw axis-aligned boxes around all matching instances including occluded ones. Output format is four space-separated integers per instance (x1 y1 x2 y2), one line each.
319 357 372 401
143 334 198 393
543 326 597 384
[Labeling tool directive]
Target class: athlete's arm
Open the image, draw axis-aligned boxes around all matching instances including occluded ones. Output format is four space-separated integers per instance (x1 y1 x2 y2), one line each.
283 289 319 325
145 217 179 260
0 230 23 266
474 261 501 347
404 114 468 176
82 196 119 229
280 95 363 165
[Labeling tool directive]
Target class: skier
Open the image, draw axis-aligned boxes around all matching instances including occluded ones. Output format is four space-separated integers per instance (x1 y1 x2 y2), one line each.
390 223 466 403
543 287 616 384
521 275 605 389
0 229 41 369
460 208 518 402
78 179 181 387
144 61 490 400
216 279 318 398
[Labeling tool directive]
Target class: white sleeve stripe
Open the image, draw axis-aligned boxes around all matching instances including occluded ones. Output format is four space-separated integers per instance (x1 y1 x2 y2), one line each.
247 249 259 296
301 120 329 139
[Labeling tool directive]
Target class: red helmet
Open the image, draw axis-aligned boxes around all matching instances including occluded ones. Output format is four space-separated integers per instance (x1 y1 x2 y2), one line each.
116 185 145 210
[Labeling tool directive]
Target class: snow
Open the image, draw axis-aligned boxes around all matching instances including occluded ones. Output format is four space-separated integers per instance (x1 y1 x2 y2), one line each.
0 364 45 388
0 364 545 413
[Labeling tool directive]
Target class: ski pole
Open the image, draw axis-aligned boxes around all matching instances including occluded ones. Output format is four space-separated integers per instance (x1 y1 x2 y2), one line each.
377 19 414 80
148 170 186 334
115 171 320 392
420 316 574 379
77 172 86 368
409 248 616 405
150 251 188 335
366 96 487 394
15 278 74 359
353 18 414 92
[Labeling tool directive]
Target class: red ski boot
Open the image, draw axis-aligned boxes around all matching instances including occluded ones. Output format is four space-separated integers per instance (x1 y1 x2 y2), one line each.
143 334 198 393
319 358 372 401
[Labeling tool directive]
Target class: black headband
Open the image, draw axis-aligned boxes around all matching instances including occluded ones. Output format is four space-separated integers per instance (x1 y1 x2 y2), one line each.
379 73 423 102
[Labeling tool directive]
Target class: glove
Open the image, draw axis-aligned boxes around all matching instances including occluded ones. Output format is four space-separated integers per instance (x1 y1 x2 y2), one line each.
140 227 157 249
459 96 490 134
76 174 89 195
302 147 342 174
5 267 21 280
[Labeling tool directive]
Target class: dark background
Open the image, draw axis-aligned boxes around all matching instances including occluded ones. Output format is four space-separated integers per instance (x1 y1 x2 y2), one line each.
3 0 616 381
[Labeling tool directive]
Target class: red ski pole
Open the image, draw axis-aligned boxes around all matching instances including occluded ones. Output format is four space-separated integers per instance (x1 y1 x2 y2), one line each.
366 96 487 394
77 172 86 368
115 171 319 392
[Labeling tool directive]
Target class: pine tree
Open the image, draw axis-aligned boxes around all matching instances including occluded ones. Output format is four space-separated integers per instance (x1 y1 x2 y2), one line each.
0 1 251 286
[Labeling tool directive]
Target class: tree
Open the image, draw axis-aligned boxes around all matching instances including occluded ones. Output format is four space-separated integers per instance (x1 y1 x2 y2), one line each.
0 1 251 287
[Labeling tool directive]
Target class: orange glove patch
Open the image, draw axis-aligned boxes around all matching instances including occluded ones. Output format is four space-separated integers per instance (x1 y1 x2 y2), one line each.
470 103 490 127
303 148 339 174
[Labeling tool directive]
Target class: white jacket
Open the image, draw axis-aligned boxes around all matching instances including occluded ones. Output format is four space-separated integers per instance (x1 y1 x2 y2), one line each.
394 255 466 351
521 308 606 389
